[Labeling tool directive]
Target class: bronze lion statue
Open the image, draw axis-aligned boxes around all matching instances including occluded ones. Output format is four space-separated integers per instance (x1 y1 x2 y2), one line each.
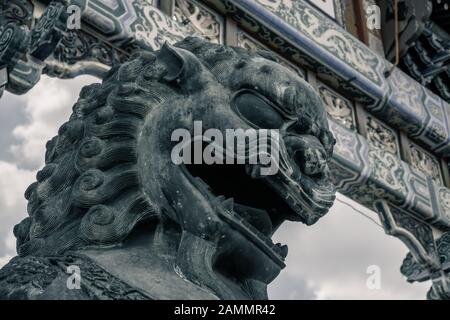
0 37 336 300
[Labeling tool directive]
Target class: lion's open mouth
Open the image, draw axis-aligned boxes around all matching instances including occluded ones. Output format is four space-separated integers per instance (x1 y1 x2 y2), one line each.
187 163 288 229
185 157 335 263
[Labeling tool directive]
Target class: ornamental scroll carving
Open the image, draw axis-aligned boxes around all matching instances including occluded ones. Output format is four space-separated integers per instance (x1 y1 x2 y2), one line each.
318 84 356 131
365 115 399 156
175 0 224 44
409 142 443 184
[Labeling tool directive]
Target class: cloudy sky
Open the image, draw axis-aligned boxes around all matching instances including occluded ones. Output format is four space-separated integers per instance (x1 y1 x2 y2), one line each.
0 75 430 299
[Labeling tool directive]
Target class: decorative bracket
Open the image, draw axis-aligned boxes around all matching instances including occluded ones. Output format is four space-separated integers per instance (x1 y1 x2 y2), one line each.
374 199 450 299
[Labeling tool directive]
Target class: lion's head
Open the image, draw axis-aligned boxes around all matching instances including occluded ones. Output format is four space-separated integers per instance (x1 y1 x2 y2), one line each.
13 37 335 295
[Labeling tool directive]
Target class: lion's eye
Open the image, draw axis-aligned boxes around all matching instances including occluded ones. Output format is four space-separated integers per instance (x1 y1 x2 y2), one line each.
234 92 285 129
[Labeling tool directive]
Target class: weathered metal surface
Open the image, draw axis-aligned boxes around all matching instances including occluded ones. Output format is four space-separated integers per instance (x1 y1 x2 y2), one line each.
0 37 337 300
0 0 449 299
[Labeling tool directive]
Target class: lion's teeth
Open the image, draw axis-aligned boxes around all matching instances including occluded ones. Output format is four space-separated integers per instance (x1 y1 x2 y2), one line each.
195 177 211 190
222 197 234 211
275 243 288 258
280 244 288 257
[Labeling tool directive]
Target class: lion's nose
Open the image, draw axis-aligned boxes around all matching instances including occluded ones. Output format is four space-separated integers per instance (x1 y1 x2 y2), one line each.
284 135 328 175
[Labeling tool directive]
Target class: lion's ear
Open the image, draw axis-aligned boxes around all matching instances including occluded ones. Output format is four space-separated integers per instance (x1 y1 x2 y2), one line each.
157 42 211 93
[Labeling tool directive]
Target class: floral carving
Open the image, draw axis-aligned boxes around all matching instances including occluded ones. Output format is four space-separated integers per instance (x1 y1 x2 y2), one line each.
318 84 356 131
175 0 224 44
366 115 399 156
369 147 407 198
409 142 442 184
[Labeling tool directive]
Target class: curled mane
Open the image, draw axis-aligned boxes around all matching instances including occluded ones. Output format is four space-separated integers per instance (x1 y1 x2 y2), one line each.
13 37 277 256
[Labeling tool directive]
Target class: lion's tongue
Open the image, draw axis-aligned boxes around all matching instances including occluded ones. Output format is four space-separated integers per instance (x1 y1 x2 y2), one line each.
233 203 273 236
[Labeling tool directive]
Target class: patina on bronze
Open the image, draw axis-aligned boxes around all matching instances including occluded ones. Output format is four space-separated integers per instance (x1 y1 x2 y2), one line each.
0 37 336 300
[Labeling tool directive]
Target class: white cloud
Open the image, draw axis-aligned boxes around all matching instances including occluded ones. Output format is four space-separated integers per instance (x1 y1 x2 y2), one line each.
0 255 13 269
0 161 34 209
269 194 431 300
0 75 98 265
4 231 16 253
0 161 35 258
9 76 99 170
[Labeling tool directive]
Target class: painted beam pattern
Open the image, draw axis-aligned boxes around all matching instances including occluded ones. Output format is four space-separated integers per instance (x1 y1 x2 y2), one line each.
328 117 450 229
80 0 187 50
43 0 224 78
204 0 450 158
